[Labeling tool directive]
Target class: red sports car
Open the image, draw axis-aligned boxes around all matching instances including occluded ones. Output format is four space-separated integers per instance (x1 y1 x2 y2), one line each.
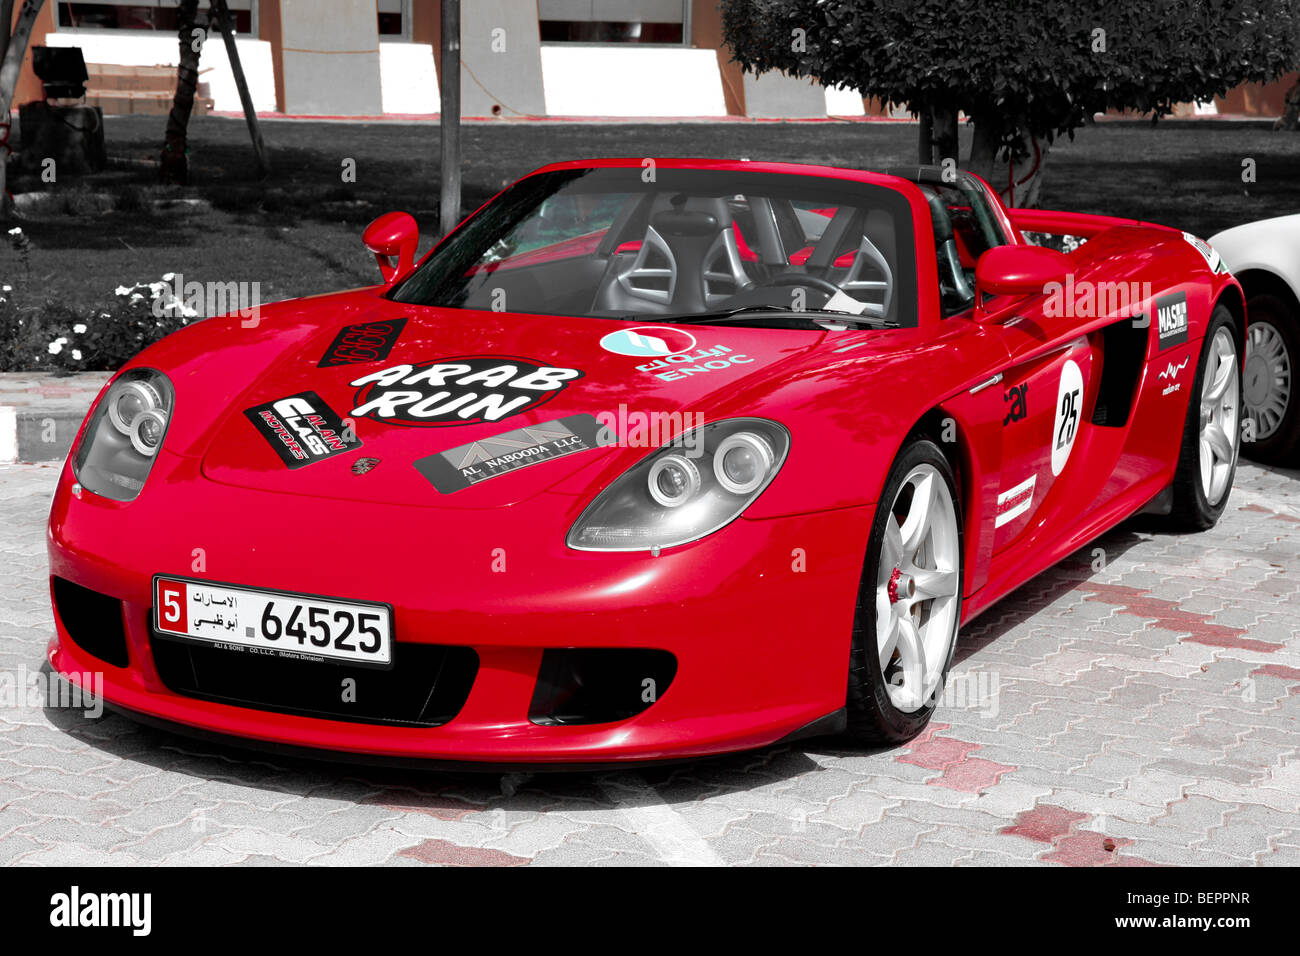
47 159 1244 764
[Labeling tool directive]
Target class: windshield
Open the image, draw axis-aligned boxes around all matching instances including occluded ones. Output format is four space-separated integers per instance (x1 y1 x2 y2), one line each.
390 167 917 326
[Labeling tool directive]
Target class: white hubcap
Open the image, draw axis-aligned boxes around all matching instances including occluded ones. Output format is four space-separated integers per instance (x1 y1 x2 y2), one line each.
1242 320 1291 441
1198 327 1240 506
875 464 961 712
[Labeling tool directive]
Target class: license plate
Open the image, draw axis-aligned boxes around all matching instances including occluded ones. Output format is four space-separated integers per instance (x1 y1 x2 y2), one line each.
153 576 393 669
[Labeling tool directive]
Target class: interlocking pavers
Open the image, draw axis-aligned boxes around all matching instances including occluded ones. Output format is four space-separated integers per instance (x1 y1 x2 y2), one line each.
1 457 1298 865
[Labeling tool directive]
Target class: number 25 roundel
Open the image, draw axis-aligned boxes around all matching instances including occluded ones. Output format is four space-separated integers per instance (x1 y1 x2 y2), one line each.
1052 359 1083 476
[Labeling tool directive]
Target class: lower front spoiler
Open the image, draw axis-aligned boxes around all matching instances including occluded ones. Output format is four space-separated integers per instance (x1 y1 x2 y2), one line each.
98 696 849 773
50 636 847 770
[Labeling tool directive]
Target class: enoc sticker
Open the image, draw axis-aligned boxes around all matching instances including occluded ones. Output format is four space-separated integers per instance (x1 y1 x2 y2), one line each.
318 317 407 368
600 326 697 357
414 414 614 493
1051 359 1084 476
245 391 362 469
1154 291 1189 351
350 356 583 427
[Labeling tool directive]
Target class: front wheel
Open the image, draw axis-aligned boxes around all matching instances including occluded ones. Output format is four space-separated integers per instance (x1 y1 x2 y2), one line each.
846 438 963 744
1169 307 1242 530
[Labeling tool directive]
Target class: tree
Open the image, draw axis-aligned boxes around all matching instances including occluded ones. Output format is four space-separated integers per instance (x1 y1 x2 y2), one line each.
160 0 204 184
721 0 1300 206
0 0 46 215
160 0 267 185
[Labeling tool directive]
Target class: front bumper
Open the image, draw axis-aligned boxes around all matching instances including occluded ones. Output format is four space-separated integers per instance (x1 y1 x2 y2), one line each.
47 456 873 764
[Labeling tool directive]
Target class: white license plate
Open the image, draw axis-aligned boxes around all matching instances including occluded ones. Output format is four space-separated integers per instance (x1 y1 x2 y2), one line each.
153 577 393 668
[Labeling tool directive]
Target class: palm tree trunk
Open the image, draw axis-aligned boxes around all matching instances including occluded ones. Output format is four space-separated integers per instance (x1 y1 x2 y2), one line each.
160 0 203 185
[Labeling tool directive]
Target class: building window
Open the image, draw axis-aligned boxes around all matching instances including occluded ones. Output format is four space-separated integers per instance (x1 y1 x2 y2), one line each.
539 0 688 45
378 0 410 39
58 1 254 33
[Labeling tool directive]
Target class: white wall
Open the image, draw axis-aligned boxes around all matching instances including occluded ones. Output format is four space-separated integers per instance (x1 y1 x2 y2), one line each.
45 30 277 113
380 41 438 114
825 85 865 117
540 45 726 117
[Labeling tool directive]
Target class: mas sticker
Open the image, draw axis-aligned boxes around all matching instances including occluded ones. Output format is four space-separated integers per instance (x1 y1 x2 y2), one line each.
245 391 362 468
318 317 407 368
414 414 614 493
350 356 583 426
1154 291 1189 351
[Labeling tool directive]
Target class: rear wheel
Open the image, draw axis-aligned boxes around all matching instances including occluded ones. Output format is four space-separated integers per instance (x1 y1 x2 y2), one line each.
1170 308 1241 529
846 439 963 744
1240 294 1299 465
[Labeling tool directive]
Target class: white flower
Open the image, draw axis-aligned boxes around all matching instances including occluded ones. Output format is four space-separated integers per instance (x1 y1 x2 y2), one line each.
2 284 11 292
71 349 82 360
8 227 22 236
47 337 67 355
114 285 132 296
72 323 87 334
162 272 176 281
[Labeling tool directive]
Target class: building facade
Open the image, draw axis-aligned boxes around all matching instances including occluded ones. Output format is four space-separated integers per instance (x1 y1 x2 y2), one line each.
10 1 1294 119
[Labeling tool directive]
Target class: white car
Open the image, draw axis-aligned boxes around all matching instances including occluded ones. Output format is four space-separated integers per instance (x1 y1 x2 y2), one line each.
1210 215 1300 465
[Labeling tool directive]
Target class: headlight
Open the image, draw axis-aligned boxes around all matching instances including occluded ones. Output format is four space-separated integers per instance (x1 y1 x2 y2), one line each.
567 418 789 552
73 369 175 501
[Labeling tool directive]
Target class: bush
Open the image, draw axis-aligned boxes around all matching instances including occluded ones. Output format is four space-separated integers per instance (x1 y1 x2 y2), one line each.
0 277 193 373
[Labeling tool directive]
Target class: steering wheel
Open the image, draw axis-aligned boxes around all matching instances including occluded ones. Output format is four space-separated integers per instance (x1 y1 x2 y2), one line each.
753 273 844 298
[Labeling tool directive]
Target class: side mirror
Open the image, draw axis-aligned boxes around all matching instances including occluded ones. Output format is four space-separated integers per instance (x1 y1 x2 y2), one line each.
973 245 1070 321
363 211 419 284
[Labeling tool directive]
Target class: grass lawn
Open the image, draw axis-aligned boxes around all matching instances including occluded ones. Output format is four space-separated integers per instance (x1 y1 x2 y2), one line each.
3 114 1298 317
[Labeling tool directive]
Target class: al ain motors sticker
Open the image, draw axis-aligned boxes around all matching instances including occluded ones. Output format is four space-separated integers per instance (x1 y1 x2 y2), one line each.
350 355 583 426
244 391 363 468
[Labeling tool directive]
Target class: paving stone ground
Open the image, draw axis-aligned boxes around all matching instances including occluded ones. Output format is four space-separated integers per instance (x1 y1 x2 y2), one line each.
1 459 1297 866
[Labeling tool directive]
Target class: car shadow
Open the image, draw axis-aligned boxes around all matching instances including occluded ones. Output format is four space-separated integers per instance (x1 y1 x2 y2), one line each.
953 523 1154 666
39 662 825 813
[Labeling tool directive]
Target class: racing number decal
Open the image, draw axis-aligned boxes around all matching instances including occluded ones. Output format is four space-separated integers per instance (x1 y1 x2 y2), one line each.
1052 359 1083 476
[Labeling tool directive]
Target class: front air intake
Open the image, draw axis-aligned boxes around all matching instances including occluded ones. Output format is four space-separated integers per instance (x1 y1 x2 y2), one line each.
529 648 677 726
51 576 129 668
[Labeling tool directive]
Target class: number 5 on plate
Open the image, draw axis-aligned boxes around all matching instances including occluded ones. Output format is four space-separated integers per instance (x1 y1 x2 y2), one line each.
157 580 188 634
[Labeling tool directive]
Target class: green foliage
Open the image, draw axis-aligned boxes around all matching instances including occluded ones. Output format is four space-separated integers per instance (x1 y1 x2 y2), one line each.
721 0 1300 157
0 279 192 372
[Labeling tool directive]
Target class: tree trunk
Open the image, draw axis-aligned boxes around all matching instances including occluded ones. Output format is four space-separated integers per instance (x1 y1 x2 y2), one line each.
967 119 1049 208
1276 75 1299 131
917 109 932 164
0 0 47 218
930 104 958 169
160 0 202 185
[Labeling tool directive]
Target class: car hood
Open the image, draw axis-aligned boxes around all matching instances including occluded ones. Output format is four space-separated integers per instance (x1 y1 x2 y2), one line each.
200 296 825 509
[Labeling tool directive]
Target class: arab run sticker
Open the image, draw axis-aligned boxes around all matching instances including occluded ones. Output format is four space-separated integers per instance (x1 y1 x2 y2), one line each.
414 414 615 494
317 317 407 368
600 326 697 357
995 475 1036 528
349 356 583 427
245 391 362 469
1052 359 1084 477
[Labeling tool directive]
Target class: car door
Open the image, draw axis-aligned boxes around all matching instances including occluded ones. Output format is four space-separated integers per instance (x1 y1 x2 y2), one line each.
991 328 1097 554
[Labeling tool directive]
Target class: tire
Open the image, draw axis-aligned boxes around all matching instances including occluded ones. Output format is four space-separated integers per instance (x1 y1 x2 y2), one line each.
1240 294 1300 465
846 438 963 744
1169 307 1242 530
